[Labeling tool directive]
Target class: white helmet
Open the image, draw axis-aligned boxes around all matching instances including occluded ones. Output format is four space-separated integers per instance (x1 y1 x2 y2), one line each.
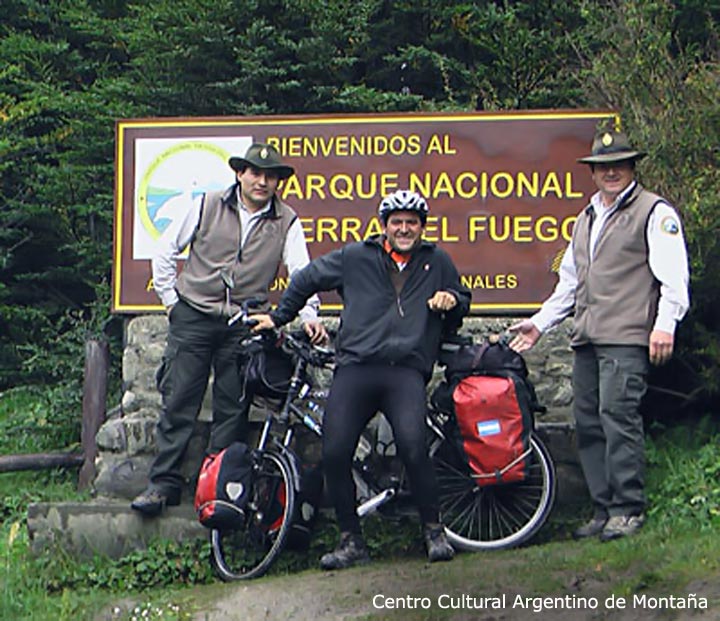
377 190 429 225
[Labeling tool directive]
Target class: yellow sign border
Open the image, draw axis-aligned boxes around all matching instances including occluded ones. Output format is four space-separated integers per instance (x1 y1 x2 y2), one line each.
114 110 618 313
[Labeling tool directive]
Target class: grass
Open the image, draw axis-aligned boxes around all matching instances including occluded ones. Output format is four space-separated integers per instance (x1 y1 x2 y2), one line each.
177 521 720 621
1 385 720 620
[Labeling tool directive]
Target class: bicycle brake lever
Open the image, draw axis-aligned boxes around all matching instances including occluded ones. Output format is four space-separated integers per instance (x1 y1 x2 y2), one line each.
228 297 266 327
228 309 244 326
227 310 260 328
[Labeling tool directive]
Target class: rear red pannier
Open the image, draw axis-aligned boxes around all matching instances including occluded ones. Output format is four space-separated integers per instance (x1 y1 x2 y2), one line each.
452 374 533 487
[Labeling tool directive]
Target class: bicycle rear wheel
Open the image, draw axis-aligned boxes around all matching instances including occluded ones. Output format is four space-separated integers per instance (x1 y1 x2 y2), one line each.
210 449 296 580
433 434 556 550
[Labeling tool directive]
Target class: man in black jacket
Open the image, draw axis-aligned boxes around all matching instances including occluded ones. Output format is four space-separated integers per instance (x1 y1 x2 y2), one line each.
252 190 471 568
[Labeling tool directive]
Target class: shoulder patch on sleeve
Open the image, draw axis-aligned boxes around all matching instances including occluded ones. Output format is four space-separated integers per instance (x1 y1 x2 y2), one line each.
660 215 680 235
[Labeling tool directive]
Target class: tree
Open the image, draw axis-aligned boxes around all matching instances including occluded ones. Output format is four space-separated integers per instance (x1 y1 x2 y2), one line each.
0 0 130 386
0 0 717 427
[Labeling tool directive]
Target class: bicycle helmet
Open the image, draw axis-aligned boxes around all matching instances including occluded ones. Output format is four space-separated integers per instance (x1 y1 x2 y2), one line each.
377 190 429 225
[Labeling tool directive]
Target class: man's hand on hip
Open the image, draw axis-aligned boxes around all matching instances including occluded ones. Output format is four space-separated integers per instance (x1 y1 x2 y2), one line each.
649 329 674 366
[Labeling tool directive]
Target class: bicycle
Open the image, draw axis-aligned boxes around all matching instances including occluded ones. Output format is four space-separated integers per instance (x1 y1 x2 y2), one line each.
209 310 556 581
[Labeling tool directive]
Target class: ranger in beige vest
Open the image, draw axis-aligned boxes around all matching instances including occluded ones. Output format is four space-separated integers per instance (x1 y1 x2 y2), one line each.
132 143 326 516
509 129 689 541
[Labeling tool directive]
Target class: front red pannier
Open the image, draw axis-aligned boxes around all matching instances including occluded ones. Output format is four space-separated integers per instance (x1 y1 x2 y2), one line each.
195 441 254 530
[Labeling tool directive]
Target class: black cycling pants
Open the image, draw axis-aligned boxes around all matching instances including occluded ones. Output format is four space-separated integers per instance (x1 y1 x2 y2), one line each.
322 363 440 535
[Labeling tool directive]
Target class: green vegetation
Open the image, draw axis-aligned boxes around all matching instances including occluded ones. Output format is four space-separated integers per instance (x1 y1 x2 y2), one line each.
570 0 720 422
0 1 717 619
0 385 78 454
2 381 720 620
646 421 720 531
0 0 718 429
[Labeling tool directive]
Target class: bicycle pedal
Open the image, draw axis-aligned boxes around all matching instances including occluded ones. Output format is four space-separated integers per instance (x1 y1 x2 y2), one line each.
356 488 396 517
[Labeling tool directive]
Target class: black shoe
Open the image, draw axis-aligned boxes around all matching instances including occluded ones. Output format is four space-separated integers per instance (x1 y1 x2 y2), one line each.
424 524 454 562
572 516 607 539
320 532 370 570
130 487 181 517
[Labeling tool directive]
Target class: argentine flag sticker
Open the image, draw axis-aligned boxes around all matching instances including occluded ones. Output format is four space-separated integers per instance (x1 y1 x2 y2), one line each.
477 420 501 437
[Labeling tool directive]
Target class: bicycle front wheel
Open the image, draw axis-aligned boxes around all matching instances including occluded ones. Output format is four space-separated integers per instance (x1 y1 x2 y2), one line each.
210 449 296 580
433 434 556 551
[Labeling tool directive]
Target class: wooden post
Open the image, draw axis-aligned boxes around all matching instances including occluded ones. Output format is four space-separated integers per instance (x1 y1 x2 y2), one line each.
78 338 109 490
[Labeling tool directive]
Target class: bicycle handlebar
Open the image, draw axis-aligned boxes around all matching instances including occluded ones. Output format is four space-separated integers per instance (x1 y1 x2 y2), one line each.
229 299 334 368
228 298 264 327
280 330 335 367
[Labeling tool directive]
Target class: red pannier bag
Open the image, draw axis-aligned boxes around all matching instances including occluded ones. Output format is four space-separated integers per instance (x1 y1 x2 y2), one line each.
194 441 254 530
452 373 534 487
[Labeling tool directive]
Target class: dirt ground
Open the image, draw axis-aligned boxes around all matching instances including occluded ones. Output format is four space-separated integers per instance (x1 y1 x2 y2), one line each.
183 555 720 621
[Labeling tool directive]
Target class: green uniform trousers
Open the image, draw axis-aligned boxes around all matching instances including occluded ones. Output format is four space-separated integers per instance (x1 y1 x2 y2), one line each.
572 344 649 518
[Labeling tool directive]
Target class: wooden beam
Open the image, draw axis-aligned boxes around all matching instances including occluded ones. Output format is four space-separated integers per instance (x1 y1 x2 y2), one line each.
0 452 83 473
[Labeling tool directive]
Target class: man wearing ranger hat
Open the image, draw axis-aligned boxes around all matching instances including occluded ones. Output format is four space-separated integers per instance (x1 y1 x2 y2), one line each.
132 142 325 516
509 127 689 541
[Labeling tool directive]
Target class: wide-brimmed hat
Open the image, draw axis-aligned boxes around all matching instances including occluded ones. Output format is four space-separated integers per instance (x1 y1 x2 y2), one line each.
577 130 647 164
229 143 294 179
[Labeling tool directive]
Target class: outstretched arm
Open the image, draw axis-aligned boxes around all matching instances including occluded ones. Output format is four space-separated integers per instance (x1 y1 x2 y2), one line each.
252 248 344 343
251 313 327 345
509 242 577 353
272 248 344 326
508 320 542 353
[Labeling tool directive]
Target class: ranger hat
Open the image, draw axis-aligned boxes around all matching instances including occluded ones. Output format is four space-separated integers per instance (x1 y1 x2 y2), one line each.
229 143 294 180
577 130 646 164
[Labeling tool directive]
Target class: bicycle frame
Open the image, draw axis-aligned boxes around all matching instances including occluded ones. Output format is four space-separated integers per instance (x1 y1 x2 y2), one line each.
236 329 422 528
210 321 556 581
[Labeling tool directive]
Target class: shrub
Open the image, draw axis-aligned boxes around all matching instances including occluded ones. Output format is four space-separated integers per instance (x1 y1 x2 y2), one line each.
646 422 720 530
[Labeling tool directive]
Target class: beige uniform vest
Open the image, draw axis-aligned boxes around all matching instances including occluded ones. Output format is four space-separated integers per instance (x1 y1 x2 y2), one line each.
571 184 663 347
176 186 297 317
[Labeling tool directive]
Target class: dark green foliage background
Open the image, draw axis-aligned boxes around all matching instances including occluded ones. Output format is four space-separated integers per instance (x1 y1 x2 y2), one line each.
0 0 717 438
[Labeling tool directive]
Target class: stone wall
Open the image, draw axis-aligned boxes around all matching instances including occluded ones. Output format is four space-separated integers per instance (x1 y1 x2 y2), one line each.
93 315 581 503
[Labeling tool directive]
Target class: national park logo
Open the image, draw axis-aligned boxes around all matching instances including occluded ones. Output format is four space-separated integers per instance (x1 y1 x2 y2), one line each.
136 140 231 240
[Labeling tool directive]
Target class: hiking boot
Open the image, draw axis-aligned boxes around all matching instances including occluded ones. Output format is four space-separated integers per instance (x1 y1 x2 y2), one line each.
600 514 645 542
130 486 181 517
424 524 454 562
572 516 608 540
320 532 370 570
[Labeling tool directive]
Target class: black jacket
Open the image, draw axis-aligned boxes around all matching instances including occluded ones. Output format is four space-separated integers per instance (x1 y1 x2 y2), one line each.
271 236 471 380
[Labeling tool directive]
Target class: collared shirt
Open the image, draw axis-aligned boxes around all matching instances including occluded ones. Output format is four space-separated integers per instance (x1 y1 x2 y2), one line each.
152 189 319 322
532 181 689 336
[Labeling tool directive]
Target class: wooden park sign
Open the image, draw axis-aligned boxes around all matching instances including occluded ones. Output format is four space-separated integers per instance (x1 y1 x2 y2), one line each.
112 110 616 315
